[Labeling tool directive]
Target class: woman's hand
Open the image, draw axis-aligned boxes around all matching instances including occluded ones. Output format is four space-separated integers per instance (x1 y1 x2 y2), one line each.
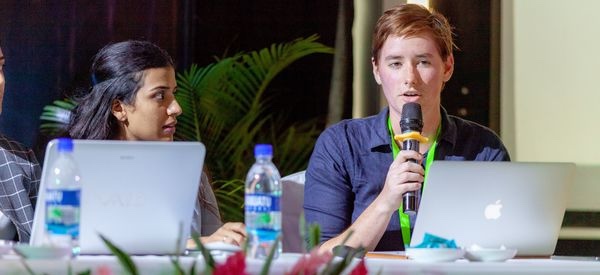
202 222 247 246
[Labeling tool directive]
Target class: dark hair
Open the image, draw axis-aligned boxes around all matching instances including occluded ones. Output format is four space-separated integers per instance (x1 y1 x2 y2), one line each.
372 4 456 64
68 40 174 139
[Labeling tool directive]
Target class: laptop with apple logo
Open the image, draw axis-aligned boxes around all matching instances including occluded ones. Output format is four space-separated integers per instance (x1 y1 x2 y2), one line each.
410 161 575 256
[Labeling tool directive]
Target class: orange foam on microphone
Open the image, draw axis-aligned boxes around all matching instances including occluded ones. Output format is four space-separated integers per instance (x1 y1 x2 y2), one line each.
394 131 429 144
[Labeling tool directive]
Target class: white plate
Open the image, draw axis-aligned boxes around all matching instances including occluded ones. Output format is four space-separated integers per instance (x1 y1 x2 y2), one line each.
13 244 72 259
203 241 242 252
464 248 517 262
406 248 465 263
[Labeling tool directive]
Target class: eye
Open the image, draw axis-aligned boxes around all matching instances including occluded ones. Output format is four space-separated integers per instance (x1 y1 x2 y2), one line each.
418 59 431 66
388 62 401 69
153 91 165 100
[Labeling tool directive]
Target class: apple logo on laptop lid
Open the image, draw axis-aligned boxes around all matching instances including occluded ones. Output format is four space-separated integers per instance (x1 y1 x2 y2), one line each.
484 200 503 220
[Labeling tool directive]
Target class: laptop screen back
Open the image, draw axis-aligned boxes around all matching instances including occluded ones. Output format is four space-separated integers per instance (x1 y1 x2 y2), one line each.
410 161 575 256
31 139 205 255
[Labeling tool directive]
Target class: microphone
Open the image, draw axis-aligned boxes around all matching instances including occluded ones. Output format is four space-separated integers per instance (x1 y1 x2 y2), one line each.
397 102 425 215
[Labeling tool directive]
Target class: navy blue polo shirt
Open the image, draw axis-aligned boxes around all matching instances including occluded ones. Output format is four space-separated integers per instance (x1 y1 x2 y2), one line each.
304 106 510 251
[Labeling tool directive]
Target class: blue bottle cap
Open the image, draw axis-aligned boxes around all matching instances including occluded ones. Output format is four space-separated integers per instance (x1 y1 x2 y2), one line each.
254 144 273 157
57 138 74 152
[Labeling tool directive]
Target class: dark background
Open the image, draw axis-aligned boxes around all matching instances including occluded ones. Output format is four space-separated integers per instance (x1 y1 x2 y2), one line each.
0 0 497 158
0 0 338 156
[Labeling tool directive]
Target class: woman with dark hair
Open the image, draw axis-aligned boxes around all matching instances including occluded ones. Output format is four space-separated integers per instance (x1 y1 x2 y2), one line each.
68 40 246 246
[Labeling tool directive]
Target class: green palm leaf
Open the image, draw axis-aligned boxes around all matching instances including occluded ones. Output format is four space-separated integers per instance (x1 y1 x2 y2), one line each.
174 35 332 221
213 181 245 222
39 99 76 136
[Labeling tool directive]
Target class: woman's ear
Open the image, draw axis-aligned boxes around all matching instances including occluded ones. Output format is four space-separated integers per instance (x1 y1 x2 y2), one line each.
111 99 127 122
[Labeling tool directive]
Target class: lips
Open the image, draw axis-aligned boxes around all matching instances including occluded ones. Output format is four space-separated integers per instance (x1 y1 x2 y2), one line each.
163 122 177 134
401 91 421 103
402 90 420 97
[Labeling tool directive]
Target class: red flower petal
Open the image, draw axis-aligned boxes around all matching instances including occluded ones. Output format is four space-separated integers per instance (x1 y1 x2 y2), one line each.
349 259 368 275
96 265 113 275
285 248 333 275
214 251 247 275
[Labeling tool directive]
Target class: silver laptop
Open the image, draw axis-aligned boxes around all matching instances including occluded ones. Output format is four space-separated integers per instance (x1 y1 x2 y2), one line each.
411 161 575 256
31 139 205 255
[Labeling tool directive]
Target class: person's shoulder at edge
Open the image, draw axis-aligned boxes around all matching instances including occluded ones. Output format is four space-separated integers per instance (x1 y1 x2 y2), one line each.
0 133 40 165
0 133 24 150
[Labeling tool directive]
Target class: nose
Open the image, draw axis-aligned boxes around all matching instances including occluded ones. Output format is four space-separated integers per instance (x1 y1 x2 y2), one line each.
167 98 183 117
0 69 4 87
403 64 417 86
0 70 5 94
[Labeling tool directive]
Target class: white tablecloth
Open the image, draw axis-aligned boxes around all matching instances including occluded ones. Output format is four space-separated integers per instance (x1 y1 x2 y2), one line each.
1 253 600 274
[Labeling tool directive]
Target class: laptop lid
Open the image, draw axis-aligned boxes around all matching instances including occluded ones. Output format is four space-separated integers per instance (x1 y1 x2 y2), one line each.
31 139 205 255
410 161 575 256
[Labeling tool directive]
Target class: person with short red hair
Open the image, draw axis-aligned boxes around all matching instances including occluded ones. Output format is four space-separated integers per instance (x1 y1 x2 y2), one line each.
304 4 510 252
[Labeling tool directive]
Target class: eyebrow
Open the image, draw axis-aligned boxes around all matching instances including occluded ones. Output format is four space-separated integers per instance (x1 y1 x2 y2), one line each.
415 53 434 58
383 55 403 61
155 84 177 89
383 53 434 61
148 85 177 93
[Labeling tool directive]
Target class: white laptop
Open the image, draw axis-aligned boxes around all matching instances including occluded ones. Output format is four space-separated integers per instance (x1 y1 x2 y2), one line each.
411 161 575 256
31 139 205 255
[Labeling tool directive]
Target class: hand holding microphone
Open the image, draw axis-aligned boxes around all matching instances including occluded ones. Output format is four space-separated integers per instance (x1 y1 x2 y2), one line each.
394 102 428 215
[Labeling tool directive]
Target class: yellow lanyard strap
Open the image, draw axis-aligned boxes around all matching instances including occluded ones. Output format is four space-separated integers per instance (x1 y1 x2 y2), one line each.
387 117 439 247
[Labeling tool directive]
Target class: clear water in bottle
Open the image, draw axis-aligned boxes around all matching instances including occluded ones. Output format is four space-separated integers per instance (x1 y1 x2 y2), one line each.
245 144 282 259
45 138 81 256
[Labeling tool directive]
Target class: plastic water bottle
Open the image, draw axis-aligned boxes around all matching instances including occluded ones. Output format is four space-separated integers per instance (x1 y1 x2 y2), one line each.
245 144 282 259
45 138 81 256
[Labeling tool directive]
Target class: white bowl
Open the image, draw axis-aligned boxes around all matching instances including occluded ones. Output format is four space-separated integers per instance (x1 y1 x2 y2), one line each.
203 241 242 252
406 248 465 263
0 240 15 255
464 248 517 262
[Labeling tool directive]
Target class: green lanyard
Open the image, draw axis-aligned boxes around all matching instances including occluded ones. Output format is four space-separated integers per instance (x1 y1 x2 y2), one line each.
387 116 439 247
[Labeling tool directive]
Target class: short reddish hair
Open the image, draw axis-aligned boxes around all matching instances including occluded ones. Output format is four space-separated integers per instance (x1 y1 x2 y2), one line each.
372 4 456 64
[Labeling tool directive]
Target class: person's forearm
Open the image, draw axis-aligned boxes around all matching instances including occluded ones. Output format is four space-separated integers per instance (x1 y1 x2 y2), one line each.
319 196 394 253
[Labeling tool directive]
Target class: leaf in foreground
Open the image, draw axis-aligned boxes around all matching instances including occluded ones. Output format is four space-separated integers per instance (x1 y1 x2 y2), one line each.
99 234 138 275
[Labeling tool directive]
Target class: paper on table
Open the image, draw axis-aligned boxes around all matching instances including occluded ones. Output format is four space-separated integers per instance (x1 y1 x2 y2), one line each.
365 251 408 260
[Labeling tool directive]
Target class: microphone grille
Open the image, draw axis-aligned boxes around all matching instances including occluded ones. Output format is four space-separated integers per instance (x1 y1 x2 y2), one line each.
400 102 423 132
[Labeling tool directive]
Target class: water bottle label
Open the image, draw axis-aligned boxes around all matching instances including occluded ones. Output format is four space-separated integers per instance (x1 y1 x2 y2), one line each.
46 189 81 206
245 194 280 212
46 190 81 237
